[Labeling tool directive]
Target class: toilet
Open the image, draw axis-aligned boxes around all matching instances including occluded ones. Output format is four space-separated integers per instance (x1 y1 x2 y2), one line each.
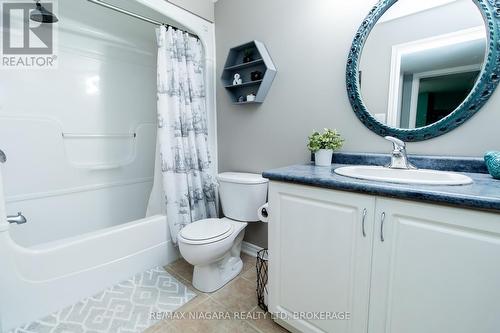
178 172 268 293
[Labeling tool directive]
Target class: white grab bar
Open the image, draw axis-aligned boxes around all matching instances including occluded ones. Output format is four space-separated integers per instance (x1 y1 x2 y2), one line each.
61 133 136 138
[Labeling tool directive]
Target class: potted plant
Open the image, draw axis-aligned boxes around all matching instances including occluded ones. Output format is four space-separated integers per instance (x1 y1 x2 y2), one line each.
307 129 344 166
242 48 254 63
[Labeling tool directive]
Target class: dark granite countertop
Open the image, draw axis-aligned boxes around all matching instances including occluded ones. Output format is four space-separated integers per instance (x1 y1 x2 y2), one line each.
262 160 500 212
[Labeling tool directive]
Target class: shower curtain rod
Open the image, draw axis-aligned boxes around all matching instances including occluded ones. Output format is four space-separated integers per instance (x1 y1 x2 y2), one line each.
87 0 199 39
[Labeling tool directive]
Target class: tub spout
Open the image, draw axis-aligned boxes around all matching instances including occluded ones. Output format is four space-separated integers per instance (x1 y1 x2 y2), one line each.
7 212 27 225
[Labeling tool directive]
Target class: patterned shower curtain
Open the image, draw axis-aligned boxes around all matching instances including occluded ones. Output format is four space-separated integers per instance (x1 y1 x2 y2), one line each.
156 26 217 244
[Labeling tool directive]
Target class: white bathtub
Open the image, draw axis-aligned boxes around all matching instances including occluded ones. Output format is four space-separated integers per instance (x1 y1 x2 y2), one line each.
0 214 178 332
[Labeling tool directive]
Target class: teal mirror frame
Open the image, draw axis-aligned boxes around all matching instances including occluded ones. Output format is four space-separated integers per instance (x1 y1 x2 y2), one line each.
346 0 500 142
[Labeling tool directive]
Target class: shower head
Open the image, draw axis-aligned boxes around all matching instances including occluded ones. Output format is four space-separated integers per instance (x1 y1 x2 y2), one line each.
30 1 59 23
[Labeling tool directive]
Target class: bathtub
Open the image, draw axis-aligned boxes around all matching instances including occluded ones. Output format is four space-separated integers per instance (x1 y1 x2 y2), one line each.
0 214 177 332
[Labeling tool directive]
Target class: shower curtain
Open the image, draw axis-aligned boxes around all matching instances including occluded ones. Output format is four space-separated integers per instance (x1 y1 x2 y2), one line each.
150 26 217 244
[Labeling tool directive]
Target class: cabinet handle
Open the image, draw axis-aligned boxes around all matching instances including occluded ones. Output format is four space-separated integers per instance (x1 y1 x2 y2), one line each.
380 212 386 242
362 208 367 237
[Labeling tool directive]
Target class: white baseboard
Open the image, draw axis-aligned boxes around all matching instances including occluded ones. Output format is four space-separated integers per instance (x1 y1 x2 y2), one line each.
241 241 264 257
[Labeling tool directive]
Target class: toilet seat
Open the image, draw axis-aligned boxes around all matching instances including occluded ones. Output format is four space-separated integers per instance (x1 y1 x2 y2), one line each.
179 218 234 245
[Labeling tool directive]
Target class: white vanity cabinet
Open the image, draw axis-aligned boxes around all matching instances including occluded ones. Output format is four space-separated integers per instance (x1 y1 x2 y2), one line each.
268 182 376 333
268 181 500 333
369 198 500 333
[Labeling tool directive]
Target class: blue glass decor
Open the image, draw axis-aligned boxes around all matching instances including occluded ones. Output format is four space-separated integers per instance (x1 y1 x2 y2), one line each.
485 151 500 179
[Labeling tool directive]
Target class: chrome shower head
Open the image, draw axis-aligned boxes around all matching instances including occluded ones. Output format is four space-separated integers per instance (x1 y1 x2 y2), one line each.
30 1 58 23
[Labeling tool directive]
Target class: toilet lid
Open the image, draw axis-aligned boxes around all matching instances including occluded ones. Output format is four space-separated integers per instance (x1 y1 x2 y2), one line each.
180 219 233 242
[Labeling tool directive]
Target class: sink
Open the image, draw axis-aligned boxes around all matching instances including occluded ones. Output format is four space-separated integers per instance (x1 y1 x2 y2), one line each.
334 166 473 185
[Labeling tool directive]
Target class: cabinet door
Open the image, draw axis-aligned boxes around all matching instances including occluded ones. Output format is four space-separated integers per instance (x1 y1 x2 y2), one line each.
268 182 375 333
369 198 500 333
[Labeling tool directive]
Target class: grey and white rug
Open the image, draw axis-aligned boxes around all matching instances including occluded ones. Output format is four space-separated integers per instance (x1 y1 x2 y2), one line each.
11 266 196 333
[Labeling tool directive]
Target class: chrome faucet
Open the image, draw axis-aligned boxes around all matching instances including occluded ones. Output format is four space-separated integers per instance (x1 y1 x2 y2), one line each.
7 212 27 225
1 152 27 225
384 136 416 170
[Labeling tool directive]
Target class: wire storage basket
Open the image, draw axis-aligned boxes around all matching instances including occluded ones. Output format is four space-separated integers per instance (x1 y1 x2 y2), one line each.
256 248 269 312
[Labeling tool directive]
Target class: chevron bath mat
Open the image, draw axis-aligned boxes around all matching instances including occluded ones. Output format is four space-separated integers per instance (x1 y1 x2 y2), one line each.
11 266 196 333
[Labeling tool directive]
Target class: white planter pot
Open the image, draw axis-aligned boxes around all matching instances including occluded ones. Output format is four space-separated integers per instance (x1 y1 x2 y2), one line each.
315 149 333 166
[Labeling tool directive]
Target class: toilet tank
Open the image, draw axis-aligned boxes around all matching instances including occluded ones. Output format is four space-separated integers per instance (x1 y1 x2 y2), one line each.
217 172 268 222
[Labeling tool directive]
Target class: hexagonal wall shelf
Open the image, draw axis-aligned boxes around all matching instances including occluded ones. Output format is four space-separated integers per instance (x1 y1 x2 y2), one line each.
221 40 277 104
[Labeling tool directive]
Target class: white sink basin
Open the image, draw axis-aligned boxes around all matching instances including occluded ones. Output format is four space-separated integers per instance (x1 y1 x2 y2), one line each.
334 166 473 185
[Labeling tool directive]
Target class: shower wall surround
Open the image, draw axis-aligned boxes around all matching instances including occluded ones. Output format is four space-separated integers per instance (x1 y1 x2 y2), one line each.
214 0 500 247
0 1 160 246
168 0 215 22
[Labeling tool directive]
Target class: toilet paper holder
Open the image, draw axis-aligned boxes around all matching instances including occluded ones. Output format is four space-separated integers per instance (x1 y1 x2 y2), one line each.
258 203 270 223
261 206 268 218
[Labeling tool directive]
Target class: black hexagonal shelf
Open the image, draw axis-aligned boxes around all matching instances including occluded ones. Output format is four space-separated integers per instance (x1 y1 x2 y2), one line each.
221 40 277 104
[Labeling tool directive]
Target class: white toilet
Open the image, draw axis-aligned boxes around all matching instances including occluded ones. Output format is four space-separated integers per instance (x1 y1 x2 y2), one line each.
178 172 268 293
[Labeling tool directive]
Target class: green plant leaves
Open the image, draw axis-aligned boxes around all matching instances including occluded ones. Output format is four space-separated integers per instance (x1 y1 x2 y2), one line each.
307 128 344 153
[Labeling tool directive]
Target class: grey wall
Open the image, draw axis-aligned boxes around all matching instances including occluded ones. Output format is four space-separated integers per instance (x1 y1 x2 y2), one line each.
215 0 500 248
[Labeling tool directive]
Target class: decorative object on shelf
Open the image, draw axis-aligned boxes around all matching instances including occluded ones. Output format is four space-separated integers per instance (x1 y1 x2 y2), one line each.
246 93 256 102
251 70 263 81
243 48 254 63
307 128 344 167
221 40 277 104
237 95 246 103
485 151 500 179
232 73 242 85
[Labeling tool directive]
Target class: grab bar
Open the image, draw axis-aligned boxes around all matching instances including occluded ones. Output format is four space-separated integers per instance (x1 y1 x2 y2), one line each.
62 133 136 138
87 163 124 170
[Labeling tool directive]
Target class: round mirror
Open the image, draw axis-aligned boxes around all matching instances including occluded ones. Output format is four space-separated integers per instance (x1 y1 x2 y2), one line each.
347 0 500 141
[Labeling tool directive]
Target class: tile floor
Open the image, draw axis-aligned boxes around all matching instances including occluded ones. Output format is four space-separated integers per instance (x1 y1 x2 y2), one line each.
145 254 289 333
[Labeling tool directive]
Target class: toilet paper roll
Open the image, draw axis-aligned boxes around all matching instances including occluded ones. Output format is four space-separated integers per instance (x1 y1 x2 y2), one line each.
257 203 270 223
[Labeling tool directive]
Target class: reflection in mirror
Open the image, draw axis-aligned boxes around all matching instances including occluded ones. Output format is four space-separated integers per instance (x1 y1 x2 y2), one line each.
360 0 487 129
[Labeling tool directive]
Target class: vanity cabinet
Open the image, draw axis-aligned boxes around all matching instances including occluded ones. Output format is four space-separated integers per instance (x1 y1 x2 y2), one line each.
369 198 500 333
268 181 500 333
268 182 376 333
